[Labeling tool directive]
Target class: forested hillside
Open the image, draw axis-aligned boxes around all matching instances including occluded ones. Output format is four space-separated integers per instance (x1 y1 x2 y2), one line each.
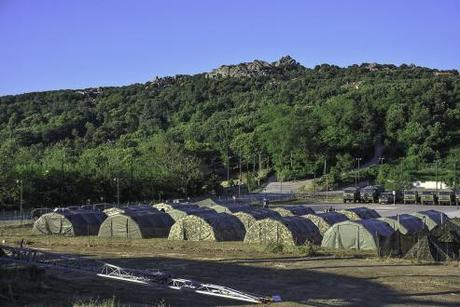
1 56 460 207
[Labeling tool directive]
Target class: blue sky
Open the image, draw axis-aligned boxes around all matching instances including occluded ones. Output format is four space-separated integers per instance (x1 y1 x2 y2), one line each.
1 0 459 95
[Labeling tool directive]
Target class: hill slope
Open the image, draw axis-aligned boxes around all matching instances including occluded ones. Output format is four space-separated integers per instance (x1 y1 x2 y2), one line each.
1 57 459 206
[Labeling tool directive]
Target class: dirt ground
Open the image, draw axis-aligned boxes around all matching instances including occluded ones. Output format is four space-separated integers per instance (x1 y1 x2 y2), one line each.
1 224 460 306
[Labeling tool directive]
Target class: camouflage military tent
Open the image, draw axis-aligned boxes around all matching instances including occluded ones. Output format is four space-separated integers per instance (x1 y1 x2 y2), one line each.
168 212 245 242
98 206 174 239
429 221 460 259
233 208 281 230
338 207 381 221
404 235 455 262
244 216 322 246
166 207 216 222
303 212 349 235
410 210 449 230
33 209 107 236
272 205 315 217
321 219 398 254
379 214 427 254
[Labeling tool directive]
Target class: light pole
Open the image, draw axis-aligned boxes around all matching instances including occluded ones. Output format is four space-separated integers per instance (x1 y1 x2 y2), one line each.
113 177 120 206
454 161 457 189
16 179 23 218
356 158 362 186
435 160 439 193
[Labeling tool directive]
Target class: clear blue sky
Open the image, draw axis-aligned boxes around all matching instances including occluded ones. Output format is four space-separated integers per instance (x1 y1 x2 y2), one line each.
1 0 459 95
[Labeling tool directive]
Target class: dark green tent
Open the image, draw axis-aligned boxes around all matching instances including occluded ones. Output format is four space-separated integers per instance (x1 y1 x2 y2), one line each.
98 206 174 239
33 209 106 236
379 214 427 254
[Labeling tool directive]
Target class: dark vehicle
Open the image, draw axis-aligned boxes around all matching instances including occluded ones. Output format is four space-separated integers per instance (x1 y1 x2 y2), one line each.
456 190 460 206
437 190 454 206
360 185 383 203
421 190 437 205
379 190 403 204
403 190 419 204
379 191 394 204
343 187 360 203
30 207 52 220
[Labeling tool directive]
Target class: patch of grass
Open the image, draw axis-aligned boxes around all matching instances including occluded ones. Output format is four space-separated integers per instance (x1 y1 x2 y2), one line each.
73 297 118 307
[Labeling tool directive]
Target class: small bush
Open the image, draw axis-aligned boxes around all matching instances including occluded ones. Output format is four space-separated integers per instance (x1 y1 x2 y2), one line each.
297 243 318 256
264 242 284 253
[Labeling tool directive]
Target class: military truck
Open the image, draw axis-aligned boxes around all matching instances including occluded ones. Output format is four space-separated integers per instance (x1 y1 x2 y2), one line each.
379 191 394 204
360 185 384 203
420 190 438 206
379 190 402 204
403 190 419 204
343 187 360 203
437 190 455 206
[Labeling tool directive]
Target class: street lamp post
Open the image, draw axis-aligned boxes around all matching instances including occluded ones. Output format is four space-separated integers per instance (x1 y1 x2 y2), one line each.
356 158 362 187
435 161 439 193
16 179 23 219
113 177 120 206
454 161 457 189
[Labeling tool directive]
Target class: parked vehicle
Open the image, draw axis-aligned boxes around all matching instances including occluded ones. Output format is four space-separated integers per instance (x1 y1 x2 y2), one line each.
343 187 360 203
360 185 384 203
30 207 52 220
403 190 419 204
456 190 460 206
437 190 455 206
420 190 438 205
379 191 402 204
379 191 395 204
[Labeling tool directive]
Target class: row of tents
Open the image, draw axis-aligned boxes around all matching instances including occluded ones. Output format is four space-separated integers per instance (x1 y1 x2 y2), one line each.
31 201 460 261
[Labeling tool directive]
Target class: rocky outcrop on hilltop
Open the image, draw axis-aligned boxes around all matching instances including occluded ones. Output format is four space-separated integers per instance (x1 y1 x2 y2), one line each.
206 55 302 78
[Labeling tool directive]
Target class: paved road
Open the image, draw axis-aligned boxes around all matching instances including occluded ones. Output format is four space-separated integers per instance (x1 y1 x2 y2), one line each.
298 203 460 218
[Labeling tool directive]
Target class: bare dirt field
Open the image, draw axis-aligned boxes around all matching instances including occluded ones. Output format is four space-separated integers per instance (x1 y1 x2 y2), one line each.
1 224 460 306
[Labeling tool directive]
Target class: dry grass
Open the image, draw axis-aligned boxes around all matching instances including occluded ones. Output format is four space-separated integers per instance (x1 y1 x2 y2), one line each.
1 223 460 306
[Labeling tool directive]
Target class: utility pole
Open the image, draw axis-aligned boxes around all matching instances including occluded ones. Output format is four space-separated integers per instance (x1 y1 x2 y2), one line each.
435 160 439 193
400 159 404 189
114 177 120 206
61 152 65 206
16 179 23 218
238 154 242 198
226 150 230 183
356 158 362 186
454 160 457 190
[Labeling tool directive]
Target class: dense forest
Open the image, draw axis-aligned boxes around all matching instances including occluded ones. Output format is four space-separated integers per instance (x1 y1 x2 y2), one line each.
1 56 460 208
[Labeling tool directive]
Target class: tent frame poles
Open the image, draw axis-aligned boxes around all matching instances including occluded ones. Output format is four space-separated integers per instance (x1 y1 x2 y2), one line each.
0 245 274 304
